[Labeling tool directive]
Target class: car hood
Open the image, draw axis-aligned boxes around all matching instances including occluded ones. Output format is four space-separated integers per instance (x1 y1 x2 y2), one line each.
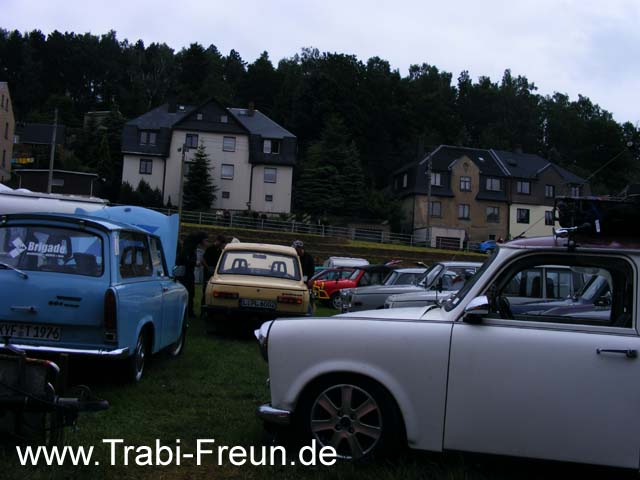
351 284 424 296
334 305 448 322
387 290 453 303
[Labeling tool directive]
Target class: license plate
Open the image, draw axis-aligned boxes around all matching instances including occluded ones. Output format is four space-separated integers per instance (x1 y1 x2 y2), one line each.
0 322 62 342
240 299 277 310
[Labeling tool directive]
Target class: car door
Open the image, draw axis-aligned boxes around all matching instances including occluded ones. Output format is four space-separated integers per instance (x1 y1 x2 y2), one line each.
149 236 184 347
444 252 640 469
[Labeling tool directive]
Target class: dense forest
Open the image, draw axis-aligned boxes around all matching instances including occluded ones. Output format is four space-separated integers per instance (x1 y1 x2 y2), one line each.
1 29 638 223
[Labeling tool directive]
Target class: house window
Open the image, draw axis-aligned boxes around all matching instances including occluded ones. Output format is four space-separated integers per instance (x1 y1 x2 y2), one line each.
221 164 234 180
571 185 581 197
263 139 280 154
4 122 8 140
139 130 157 146
139 158 153 175
488 234 496 240
196 113 203 121
516 181 531 194
220 115 228 123
264 167 277 183
458 204 470 220
402 173 408 188
517 208 530 224
185 133 199 149
430 172 441 186
2 150 5 168
222 191 230 199
394 178 398 190
486 206 500 223
265 194 273 202
429 201 442 217
486 177 502 191
545 184 555 198
223 136 236 152
459 176 471 192
545 210 554 226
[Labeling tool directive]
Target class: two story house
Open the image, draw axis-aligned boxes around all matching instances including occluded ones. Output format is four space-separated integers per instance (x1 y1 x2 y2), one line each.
121 99 297 213
393 145 589 248
0 82 15 183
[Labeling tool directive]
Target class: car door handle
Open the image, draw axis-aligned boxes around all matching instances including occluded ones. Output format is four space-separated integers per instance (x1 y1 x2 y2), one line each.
162 287 169 293
596 348 638 359
10 306 38 313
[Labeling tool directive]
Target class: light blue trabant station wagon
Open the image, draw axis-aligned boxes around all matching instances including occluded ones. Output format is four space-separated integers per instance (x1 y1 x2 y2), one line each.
0 206 188 382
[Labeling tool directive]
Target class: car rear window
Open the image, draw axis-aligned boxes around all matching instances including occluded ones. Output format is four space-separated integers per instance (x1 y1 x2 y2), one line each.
218 250 301 280
0 225 104 277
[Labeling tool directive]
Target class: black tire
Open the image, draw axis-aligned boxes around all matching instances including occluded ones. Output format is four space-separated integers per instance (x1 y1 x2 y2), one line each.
168 315 188 357
295 375 403 461
330 293 342 310
125 330 149 383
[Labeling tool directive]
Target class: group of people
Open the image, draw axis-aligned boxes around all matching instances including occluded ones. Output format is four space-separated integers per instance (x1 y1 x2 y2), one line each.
176 234 316 318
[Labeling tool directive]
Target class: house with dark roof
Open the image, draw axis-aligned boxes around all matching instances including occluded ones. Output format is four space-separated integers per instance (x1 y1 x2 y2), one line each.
392 145 589 247
121 99 297 213
0 82 15 183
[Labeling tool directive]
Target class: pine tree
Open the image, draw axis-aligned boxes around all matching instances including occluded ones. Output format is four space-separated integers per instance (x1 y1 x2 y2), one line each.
182 142 216 211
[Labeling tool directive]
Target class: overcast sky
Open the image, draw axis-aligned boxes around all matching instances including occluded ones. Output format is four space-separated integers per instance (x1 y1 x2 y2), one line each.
4 0 639 125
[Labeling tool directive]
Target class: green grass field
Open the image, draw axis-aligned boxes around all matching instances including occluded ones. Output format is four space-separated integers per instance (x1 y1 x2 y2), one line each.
1 289 631 479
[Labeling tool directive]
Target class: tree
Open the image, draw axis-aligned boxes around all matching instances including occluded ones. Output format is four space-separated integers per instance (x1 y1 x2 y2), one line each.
182 143 216 211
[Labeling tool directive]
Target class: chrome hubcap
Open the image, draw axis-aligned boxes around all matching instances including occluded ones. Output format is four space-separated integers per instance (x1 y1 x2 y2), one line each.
310 384 382 459
135 337 145 375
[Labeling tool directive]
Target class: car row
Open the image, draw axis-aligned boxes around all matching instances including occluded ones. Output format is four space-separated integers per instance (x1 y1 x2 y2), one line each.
256 197 640 469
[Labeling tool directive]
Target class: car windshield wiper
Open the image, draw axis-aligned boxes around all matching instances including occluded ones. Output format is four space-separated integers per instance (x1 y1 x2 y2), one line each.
0 262 29 279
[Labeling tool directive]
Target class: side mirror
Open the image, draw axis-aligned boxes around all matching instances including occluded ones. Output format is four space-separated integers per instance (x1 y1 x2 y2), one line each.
594 295 611 308
463 295 490 323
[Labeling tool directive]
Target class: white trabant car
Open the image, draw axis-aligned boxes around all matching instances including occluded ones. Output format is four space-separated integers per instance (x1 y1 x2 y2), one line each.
256 232 640 468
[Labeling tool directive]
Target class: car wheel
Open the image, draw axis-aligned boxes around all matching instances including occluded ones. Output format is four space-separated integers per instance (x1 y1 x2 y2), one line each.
330 293 342 310
296 376 403 460
168 315 188 357
126 331 149 383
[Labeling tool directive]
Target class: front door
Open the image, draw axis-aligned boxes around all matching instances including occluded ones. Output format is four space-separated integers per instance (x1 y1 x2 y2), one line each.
444 252 640 469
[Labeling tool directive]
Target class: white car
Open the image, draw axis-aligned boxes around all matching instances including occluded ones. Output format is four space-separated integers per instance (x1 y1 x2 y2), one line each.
256 231 640 468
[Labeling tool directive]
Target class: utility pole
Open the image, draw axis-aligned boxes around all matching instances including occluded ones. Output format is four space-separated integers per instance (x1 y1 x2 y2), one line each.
425 154 432 247
177 143 187 236
47 108 58 193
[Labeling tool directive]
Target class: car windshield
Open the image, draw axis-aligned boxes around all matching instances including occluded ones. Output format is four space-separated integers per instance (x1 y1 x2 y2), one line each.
0 225 104 277
444 256 495 311
218 249 301 280
348 268 365 280
418 264 443 288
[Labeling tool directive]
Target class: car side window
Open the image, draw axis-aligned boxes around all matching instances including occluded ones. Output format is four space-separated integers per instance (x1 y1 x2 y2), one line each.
149 237 167 277
119 231 153 279
485 255 633 329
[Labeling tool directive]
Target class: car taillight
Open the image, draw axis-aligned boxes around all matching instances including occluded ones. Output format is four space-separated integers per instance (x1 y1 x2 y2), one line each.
213 291 239 299
104 289 117 341
277 295 302 304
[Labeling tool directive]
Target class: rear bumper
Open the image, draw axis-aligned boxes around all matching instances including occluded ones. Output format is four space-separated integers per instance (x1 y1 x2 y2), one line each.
9 344 130 358
257 404 291 426
202 305 308 319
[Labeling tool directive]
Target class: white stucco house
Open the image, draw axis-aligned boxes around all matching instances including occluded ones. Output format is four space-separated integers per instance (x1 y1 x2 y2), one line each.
121 99 296 213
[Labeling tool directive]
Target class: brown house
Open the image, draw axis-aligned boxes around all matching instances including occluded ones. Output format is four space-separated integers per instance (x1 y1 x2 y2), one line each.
0 82 15 183
393 145 589 248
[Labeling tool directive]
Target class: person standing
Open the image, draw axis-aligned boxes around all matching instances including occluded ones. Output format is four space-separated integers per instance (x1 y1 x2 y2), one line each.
293 240 315 315
179 232 208 318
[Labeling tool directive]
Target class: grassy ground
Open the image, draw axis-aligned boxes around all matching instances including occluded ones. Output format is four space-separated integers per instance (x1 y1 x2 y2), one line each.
1 290 632 479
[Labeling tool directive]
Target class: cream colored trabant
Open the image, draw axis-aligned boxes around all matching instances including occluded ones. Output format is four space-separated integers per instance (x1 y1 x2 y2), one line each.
203 242 310 328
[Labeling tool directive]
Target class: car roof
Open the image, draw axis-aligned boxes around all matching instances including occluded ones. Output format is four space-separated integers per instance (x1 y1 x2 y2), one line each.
223 242 298 256
394 267 428 273
437 261 483 267
504 235 640 252
2 212 148 234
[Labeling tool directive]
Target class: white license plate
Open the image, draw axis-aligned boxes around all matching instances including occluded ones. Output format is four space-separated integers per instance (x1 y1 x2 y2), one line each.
239 299 277 310
0 322 62 342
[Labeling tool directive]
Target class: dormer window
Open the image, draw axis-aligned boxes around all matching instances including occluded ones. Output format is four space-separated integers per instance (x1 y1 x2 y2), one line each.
220 115 228 123
139 130 157 146
263 139 280 154
196 113 203 121
430 173 441 186
486 177 502 191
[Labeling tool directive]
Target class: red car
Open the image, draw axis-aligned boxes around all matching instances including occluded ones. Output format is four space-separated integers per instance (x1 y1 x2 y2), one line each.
312 264 395 309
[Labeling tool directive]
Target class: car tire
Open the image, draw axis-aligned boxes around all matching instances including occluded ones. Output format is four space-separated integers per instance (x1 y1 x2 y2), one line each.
330 293 342 310
125 330 149 383
295 375 403 461
168 315 188 357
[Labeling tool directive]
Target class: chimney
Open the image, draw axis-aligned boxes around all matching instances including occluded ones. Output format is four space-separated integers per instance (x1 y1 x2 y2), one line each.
248 101 255 116
167 95 177 114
